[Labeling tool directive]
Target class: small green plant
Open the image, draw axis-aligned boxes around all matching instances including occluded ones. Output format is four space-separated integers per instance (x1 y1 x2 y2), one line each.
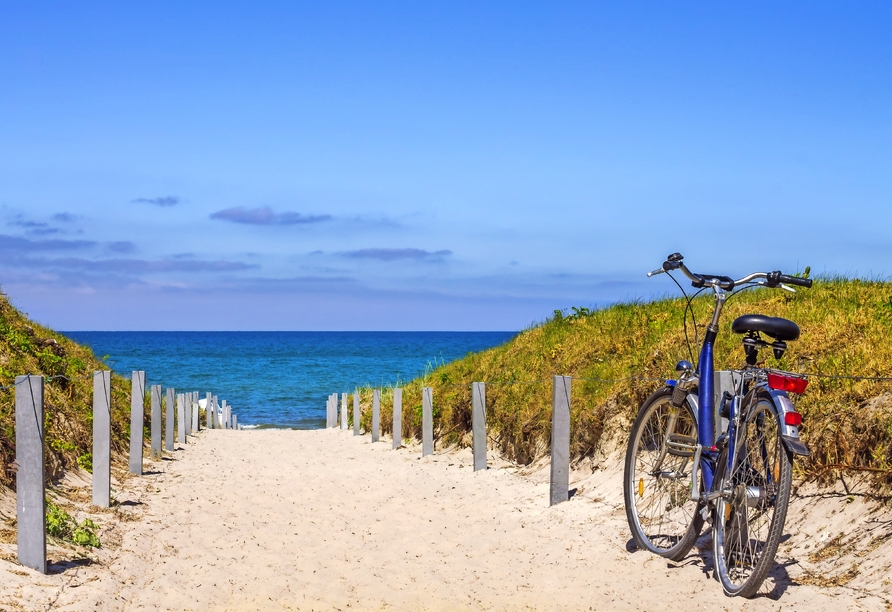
77 452 93 473
45 501 101 548
72 519 101 547
46 501 73 539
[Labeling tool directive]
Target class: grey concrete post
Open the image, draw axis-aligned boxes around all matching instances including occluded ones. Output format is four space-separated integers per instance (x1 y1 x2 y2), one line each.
340 393 348 430
151 385 163 459
371 390 380 442
392 388 402 449
184 391 190 434
92 370 111 508
206 392 214 429
16 375 46 573
129 371 145 475
232 414 238 429
165 387 175 451
422 386 433 457
550 376 571 506
177 393 186 444
472 382 487 471
353 392 360 436
714 370 741 439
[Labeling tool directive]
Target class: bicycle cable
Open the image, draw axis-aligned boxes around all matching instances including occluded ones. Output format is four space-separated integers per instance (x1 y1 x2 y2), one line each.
666 271 702 365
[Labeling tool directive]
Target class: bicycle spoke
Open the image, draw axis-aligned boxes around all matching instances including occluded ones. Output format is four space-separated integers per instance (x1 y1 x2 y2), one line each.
624 389 703 558
714 395 792 597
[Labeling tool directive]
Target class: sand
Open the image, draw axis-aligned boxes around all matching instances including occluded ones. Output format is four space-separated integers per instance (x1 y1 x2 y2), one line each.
0 427 889 611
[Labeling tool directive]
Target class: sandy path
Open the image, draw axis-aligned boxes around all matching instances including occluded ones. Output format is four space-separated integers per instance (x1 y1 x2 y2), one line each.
1 428 887 611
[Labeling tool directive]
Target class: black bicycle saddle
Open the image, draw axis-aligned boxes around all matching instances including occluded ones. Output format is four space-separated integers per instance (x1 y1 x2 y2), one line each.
731 314 800 341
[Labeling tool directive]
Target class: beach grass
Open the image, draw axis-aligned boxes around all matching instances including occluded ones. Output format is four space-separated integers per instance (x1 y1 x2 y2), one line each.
0 292 135 489
366 277 892 493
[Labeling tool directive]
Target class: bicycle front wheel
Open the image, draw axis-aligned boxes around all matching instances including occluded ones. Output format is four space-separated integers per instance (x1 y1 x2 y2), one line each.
624 386 703 560
713 393 793 597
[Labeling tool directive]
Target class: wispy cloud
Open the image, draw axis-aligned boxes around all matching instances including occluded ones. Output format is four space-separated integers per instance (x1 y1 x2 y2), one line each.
345 248 452 262
0 254 257 274
11 219 48 228
0 234 95 252
107 241 137 254
52 212 80 223
132 196 180 207
210 206 332 226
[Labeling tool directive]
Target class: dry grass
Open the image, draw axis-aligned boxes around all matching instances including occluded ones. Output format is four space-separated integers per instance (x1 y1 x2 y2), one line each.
0 291 137 490
361 277 892 493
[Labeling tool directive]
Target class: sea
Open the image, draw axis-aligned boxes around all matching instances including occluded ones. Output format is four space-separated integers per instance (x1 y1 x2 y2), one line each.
62 331 516 429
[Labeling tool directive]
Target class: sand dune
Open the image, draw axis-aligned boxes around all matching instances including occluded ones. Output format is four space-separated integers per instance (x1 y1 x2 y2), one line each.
0 428 887 611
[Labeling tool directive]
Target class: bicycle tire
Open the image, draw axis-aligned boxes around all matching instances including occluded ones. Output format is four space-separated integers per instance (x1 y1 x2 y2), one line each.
624 386 704 560
713 391 793 597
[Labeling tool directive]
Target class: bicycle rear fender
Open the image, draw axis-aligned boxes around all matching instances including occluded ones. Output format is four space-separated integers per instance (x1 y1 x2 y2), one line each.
766 389 810 457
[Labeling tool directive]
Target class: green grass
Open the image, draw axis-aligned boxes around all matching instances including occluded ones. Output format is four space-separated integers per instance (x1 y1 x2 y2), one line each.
0 291 139 489
362 277 892 491
46 500 101 547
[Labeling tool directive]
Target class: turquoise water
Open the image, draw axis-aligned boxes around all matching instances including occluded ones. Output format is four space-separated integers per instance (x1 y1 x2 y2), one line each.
62 331 516 429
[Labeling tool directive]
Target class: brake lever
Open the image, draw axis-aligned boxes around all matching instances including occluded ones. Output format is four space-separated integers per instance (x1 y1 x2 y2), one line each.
647 268 666 277
779 283 797 293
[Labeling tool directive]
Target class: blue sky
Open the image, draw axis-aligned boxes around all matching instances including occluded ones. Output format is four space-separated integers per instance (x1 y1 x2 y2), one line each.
1 2 890 330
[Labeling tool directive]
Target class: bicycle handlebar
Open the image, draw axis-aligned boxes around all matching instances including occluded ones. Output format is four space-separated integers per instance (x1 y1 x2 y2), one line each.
648 253 813 290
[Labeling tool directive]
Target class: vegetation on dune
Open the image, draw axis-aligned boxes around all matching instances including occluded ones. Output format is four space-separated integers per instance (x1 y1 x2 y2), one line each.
365 277 892 492
0 292 137 489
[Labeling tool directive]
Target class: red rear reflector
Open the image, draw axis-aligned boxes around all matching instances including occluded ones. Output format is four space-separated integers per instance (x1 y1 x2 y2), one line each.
784 411 803 426
767 373 809 394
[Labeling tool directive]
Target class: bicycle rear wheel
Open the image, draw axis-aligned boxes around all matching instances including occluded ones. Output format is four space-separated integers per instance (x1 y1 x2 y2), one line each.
624 386 703 560
713 393 793 597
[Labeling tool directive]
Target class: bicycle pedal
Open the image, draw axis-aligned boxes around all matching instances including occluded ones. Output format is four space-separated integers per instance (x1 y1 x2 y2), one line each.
700 504 712 524
666 434 697 457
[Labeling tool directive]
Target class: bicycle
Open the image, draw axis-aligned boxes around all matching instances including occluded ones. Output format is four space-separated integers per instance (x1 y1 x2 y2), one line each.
623 253 812 597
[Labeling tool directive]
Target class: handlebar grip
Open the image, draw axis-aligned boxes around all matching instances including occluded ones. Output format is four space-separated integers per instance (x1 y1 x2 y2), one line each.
778 274 813 288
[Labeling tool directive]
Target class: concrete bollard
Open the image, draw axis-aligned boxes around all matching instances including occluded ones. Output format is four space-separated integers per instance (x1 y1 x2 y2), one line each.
130 370 146 476
550 376 571 506
130 371 146 475
183 392 191 437
392 388 402 449
472 382 487 471
93 371 111 508
16 375 46 573
422 386 433 457
341 393 348 430
177 393 186 445
353 392 360 436
371 389 380 442
151 385 163 459
165 388 175 451
206 392 214 429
